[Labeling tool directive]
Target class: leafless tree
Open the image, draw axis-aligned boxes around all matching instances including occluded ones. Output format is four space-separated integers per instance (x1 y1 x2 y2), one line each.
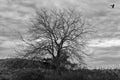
18 8 93 71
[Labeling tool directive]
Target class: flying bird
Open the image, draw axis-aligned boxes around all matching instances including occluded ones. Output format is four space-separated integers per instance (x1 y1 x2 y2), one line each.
110 4 115 8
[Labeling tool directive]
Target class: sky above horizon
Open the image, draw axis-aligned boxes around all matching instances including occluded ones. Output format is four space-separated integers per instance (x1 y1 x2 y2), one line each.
0 0 120 68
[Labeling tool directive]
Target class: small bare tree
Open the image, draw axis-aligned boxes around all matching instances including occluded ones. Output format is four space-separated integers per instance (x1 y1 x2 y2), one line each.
18 8 92 71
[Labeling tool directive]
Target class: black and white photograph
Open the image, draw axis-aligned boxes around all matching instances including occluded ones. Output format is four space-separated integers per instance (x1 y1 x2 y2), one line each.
0 0 120 80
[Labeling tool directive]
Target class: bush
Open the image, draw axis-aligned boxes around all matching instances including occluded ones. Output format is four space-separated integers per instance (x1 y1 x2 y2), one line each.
11 69 44 80
1 58 41 69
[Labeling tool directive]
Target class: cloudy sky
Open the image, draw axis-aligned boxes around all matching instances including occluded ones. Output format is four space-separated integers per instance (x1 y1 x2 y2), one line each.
0 0 120 68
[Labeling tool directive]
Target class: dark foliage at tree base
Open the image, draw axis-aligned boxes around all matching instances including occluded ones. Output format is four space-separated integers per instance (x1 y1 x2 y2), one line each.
0 58 119 80
9 69 120 80
11 69 44 80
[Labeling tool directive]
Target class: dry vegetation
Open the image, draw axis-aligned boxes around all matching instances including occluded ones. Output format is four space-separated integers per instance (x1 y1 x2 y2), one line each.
0 58 119 80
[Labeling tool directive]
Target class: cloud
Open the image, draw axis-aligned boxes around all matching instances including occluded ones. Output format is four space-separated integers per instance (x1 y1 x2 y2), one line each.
0 39 25 58
87 38 120 67
89 38 120 47
88 38 120 57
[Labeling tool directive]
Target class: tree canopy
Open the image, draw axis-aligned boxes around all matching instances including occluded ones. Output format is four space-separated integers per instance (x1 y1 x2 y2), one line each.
18 8 92 70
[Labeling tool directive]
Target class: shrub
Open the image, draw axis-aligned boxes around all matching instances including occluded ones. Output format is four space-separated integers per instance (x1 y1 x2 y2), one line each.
11 69 44 80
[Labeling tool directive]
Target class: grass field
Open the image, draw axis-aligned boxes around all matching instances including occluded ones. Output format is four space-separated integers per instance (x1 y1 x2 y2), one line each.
0 58 119 80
